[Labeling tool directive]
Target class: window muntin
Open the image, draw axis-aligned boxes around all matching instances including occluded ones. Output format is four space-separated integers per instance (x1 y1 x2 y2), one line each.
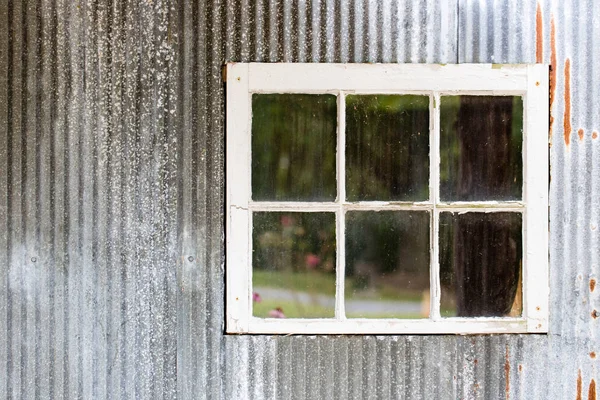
226 63 549 334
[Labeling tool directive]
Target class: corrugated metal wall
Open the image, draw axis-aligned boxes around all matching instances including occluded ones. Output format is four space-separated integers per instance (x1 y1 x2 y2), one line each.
0 0 597 399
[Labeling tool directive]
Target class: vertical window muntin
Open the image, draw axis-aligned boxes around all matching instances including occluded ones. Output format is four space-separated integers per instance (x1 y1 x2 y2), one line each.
248 90 526 322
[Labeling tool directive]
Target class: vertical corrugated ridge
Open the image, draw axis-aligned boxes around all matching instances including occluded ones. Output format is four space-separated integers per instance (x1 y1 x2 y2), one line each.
39 0 56 397
0 0 10 396
55 1 70 397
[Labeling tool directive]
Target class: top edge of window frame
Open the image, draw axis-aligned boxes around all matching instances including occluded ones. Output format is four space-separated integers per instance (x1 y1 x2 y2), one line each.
223 63 548 95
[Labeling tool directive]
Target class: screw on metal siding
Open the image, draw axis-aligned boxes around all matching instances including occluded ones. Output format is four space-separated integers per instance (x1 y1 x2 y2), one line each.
31 257 37 263
188 256 194 262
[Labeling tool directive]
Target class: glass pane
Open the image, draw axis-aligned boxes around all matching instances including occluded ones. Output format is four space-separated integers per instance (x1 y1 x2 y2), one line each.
439 212 523 317
440 96 523 201
252 212 336 318
252 94 337 201
346 95 430 201
345 211 430 318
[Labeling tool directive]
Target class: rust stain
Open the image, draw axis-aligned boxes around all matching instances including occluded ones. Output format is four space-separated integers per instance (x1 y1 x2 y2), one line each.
578 370 583 400
590 380 597 400
591 279 597 292
518 365 523 372
579 129 585 141
593 131 598 140
564 58 572 146
590 352 597 359
593 310 599 319
505 346 510 399
536 3 543 63
549 17 557 139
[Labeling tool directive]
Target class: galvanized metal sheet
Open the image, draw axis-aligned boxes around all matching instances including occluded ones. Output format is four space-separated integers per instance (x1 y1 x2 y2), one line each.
1 0 179 398
1 0 598 399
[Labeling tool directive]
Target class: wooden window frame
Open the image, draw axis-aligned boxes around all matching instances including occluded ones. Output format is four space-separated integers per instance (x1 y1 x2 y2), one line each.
225 63 549 335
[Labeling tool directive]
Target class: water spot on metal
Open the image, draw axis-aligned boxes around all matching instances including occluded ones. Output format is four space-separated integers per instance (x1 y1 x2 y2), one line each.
505 346 510 399
578 370 583 400
590 352 596 359
536 3 543 63
590 379 597 400
579 129 584 141
549 16 557 139
591 279 597 292
564 58 572 146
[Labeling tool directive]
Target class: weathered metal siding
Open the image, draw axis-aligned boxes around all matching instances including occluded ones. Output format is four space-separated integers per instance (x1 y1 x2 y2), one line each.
0 0 598 399
0 0 180 399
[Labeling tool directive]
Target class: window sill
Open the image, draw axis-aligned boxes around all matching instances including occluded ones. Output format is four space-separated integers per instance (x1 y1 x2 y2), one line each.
228 317 547 335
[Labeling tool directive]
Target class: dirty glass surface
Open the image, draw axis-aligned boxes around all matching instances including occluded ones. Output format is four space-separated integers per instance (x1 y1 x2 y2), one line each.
440 96 523 201
252 212 336 318
439 212 523 317
252 94 337 201
345 211 430 318
346 95 430 201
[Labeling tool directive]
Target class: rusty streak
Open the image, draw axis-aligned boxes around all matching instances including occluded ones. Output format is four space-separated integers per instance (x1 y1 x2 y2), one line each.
564 58 572 146
590 380 597 400
505 346 510 399
578 370 583 400
591 279 597 292
536 3 543 63
579 129 585 141
549 17 557 139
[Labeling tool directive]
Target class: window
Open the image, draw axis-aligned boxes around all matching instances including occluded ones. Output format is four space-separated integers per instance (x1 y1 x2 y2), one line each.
225 63 548 334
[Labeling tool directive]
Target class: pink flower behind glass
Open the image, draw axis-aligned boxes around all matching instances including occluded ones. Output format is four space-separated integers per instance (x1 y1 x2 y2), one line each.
305 253 321 269
280 215 294 227
252 292 262 303
268 307 285 318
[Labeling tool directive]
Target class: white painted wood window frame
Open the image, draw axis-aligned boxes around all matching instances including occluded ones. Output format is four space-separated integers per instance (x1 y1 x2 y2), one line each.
225 63 549 335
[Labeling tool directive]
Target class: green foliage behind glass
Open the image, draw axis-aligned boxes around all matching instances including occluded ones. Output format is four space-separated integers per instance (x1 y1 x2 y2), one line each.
346 95 430 201
252 94 337 201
